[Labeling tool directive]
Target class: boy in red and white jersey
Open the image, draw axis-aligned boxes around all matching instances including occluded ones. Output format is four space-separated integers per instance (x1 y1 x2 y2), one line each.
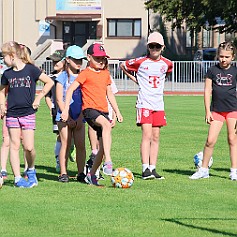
120 31 173 180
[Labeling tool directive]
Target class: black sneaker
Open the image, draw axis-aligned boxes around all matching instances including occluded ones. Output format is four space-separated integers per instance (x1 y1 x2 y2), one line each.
58 174 69 183
142 168 155 180
151 169 165 179
77 172 86 183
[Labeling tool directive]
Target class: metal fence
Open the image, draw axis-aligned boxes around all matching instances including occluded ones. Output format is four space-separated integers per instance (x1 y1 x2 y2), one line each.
35 60 237 92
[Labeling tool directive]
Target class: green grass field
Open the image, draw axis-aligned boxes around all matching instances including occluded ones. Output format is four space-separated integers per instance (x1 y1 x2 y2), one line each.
1 96 237 237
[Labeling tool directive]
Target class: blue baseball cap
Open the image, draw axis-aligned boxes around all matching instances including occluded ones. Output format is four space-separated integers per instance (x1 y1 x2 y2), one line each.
65 45 86 60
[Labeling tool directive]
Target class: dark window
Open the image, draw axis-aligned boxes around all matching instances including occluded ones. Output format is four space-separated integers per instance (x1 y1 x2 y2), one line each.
107 19 141 37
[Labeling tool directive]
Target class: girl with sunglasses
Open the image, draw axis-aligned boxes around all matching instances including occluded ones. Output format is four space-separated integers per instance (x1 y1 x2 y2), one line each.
120 32 173 180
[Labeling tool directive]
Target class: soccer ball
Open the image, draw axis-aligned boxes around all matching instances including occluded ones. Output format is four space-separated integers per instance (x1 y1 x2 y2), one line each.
194 151 213 169
0 175 3 189
111 168 134 188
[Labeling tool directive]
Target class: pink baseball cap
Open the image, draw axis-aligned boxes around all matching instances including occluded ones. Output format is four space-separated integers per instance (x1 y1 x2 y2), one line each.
87 43 110 58
147 32 164 45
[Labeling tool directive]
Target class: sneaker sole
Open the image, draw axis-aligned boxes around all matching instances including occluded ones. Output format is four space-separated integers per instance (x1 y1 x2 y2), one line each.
189 175 210 180
29 182 38 187
142 175 155 180
155 176 165 180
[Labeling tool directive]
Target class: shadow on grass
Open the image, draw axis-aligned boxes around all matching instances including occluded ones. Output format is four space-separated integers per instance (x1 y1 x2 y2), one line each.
163 169 193 176
162 218 237 236
163 168 229 179
19 164 81 182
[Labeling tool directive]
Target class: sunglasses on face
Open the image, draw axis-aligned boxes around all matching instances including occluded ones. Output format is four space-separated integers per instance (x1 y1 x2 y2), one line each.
148 44 162 49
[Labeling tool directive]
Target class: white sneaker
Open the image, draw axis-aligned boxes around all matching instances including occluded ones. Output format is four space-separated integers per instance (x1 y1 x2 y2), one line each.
189 168 209 180
229 171 237 181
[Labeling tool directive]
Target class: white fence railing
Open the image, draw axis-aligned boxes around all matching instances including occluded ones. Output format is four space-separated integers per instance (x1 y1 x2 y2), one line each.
35 60 237 92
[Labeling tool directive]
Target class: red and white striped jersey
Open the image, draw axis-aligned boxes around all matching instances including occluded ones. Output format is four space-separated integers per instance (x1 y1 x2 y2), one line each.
124 56 173 111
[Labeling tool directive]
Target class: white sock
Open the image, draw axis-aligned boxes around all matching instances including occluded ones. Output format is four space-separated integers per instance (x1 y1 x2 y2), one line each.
142 164 149 172
54 141 61 157
149 165 156 171
14 176 22 183
1 169 7 172
200 167 208 172
230 168 237 173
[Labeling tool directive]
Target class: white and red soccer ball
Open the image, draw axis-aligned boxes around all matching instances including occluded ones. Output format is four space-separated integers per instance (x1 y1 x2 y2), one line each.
111 167 134 188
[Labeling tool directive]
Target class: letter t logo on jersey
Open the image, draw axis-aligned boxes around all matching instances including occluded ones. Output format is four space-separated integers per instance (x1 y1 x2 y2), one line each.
149 76 160 88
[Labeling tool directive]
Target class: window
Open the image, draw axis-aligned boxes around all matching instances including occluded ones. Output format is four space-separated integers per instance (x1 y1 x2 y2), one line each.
107 19 141 37
202 29 211 47
186 30 196 47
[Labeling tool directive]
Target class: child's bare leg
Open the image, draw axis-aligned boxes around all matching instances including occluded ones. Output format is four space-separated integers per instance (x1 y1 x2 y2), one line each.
21 129 35 168
202 120 223 168
74 121 86 174
0 134 10 172
88 125 99 155
90 137 104 175
140 124 152 166
96 116 112 162
149 127 160 166
58 122 70 175
8 128 21 177
226 118 237 168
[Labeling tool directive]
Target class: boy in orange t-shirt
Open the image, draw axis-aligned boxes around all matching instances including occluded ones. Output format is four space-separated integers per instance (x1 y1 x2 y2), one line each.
61 43 123 186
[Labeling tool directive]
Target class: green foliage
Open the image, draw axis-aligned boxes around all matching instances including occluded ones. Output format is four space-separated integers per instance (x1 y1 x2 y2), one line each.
146 0 237 33
1 97 237 236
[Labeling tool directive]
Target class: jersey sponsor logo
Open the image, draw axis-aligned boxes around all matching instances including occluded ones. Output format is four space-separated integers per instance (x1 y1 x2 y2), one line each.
148 75 161 88
216 73 233 86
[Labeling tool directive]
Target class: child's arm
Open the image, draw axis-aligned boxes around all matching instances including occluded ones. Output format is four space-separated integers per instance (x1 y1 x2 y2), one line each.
0 85 6 118
106 85 123 123
204 78 213 124
111 110 117 128
61 80 80 122
120 63 138 84
33 73 54 109
45 95 52 110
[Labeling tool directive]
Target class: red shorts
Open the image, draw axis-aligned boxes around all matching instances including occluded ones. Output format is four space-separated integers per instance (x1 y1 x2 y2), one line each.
6 114 36 130
136 108 167 126
212 111 237 122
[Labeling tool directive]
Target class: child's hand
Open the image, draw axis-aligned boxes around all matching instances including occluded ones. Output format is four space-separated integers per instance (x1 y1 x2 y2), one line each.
32 97 40 110
0 105 6 118
111 118 116 128
116 112 123 123
61 109 69 122
205 112 213 124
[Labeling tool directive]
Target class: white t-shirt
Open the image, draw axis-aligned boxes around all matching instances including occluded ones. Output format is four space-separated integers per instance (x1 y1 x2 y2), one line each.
124 56 173 111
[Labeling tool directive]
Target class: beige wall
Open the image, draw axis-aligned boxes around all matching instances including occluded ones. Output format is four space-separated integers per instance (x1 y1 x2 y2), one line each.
102 0 148 59
1 0 53 52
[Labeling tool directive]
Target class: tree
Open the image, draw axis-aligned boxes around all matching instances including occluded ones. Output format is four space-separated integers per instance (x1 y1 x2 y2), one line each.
145 0 237 33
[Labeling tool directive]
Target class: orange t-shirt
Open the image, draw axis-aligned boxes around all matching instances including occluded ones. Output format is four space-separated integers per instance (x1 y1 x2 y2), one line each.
75 68 111 112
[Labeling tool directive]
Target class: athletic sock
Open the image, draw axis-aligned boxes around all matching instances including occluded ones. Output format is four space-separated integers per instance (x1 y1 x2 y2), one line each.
14 176 22 183
142 164 149 172
149 165 156 171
